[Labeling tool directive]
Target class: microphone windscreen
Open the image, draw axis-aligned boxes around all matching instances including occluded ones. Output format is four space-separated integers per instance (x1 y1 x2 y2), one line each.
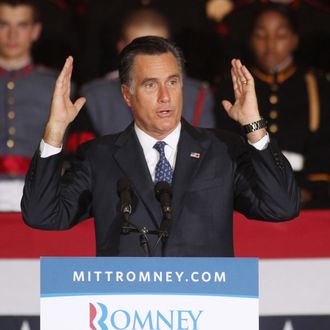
117 177 131 194
155 181 172 200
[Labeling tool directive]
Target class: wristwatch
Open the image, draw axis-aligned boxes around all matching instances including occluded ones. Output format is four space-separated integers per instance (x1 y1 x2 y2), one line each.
242 118 267 134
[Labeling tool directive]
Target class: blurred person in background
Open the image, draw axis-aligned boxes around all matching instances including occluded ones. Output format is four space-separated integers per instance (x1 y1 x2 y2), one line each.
216 3 330 208
208 0 330 82
69 7 216 151
80 0 218 84
0 0 58 211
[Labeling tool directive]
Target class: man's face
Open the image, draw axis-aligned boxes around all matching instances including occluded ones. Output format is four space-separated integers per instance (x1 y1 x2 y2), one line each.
121 52 183 140
0 4 41 60
250 10 298 73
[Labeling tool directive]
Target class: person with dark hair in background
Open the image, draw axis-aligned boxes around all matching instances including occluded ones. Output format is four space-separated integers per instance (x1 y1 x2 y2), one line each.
80 0 216 84
216 3 330 208
0 0 58 211
76 7 216 148
21 36 299 257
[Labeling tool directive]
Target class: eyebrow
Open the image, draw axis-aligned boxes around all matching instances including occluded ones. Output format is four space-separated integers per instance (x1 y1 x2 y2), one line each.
141 77 157 86
167 74 181 80
141 74 181 85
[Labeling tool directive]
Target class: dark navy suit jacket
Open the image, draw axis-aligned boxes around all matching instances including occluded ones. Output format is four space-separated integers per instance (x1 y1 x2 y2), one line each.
21 120 300 256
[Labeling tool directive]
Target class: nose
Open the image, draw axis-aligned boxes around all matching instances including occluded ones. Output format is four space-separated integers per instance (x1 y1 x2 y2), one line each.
266 36 276 52
8 27 18 41
158 84 170 103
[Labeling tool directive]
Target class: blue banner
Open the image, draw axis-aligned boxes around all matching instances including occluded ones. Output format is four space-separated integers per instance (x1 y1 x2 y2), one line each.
41 257 258 298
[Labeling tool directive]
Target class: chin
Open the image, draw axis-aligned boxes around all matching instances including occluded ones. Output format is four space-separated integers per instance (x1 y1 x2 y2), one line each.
154 123 177 136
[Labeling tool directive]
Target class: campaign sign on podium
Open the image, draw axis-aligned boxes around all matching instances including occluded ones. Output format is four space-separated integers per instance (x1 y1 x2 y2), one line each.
40 257 258 329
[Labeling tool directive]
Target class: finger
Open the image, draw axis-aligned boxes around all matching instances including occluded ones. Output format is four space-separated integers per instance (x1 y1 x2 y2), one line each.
234 59 248 89
54 57 73 96
222 100 232 113
73 97 86 113
231 58 239 82
231 59 245 93
241 65 254 87
236 59 254 88
231 67 241 99
66 57 74 97
63 57 73 98
57 56 72 85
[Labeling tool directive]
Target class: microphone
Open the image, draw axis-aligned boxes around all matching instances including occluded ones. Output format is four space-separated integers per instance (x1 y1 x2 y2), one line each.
117 177 133 221
117 178 150 256
155 181 172 239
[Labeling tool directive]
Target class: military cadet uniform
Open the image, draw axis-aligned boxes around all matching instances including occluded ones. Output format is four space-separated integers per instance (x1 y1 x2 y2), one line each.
216 64 330 208
78 75 216 137
0 64 57 211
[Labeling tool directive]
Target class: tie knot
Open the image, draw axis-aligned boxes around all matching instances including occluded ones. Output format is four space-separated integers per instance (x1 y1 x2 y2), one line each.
153 141 167 154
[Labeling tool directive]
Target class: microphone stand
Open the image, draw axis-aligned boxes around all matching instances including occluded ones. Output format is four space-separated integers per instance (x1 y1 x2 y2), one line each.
120 219 161 257
139 227 151 257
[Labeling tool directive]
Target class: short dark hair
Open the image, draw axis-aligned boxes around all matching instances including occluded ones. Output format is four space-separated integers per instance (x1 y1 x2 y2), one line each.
0 0 40 22
250 3 299 36
119 36 185 88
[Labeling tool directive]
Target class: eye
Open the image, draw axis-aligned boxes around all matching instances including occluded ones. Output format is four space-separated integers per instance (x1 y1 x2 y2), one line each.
276 29 291 40
143 81 156 90
253 28 267 39
168 78 179 87
18 22 32 30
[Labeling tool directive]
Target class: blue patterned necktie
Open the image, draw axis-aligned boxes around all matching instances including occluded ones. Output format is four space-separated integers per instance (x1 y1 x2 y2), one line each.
153 141 173 184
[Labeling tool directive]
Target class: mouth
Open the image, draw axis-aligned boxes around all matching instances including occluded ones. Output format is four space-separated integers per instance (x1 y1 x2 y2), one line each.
157 109 173 117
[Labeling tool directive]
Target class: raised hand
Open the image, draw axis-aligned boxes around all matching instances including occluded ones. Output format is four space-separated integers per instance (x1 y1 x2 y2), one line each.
44 57 86 147
222 58 266 142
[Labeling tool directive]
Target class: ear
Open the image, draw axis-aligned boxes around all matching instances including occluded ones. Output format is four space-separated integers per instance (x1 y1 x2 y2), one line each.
32 22 42 42
121 84 132 107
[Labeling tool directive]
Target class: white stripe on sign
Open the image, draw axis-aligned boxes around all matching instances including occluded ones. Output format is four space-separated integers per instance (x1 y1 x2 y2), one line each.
0 259 39 315
0 258 330 316
260 258 330 316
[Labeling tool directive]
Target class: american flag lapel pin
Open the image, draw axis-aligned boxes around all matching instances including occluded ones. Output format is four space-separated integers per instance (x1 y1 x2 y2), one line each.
190 152 200 159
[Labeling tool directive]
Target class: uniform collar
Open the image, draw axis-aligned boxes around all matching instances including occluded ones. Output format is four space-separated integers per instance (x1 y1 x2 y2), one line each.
252 63 297 85
0 62 33 78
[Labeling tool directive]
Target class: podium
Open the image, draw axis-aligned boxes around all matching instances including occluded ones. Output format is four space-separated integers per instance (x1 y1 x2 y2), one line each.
40 257 258 329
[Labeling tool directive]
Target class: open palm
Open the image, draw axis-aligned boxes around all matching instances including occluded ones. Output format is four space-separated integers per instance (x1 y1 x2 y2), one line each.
222 59 260 125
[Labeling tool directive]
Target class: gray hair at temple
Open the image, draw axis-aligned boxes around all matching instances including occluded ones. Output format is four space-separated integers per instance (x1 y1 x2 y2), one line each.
118 35 185 91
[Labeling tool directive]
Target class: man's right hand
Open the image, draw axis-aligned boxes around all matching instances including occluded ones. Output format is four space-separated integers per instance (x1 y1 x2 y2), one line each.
43 56 86 147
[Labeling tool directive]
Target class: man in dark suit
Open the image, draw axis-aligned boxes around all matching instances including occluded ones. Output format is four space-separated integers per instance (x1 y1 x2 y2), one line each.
21 36 300 257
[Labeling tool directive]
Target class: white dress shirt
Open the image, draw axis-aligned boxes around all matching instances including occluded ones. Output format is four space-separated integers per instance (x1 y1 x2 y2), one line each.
134 123 181 181
39 123 270 181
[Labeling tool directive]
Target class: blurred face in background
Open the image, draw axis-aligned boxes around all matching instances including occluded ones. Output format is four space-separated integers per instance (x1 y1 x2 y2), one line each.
250 10 298 73
0 4 41 62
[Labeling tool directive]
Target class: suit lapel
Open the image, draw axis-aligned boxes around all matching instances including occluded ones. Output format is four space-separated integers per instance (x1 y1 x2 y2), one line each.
112 121 212 228
171 120 211 221
113 125 162 227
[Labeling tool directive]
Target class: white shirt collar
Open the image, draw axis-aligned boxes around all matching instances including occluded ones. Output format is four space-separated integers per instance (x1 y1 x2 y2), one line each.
134 122 181 176
134 122 181 152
